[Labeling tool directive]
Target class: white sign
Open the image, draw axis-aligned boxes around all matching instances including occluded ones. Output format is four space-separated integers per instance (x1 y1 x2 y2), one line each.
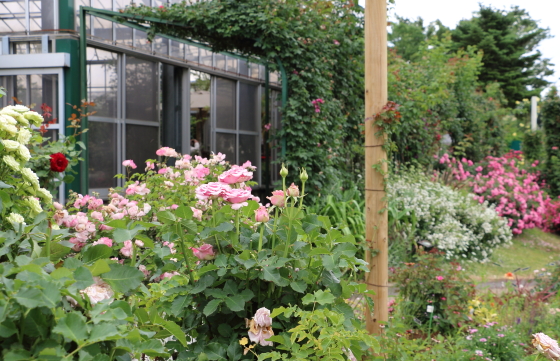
426 305 434 313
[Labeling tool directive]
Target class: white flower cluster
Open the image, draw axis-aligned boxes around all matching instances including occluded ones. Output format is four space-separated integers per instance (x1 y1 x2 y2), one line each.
0 105 51 224
387 173 512 261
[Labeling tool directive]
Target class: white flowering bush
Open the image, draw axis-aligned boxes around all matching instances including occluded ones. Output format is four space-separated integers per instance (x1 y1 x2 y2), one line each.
0 104 52 229
387 172 512 261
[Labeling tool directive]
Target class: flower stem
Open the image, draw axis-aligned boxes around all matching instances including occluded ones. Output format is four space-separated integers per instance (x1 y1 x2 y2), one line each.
258 223 265 253
177 226 195 284
299 182 306 209
235 209 240 248
130 242 136 267
271 208 279 251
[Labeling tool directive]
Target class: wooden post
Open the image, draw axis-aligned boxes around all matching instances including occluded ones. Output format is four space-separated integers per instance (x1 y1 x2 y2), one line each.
364 0 388 335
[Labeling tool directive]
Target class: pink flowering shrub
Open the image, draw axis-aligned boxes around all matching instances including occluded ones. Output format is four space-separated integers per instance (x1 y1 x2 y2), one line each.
438 151 560 234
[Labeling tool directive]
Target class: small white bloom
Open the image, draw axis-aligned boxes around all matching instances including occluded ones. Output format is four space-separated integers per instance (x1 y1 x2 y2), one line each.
2 155 21 171
21 168 40 188
2 139 20 151
23 111 43 127
6 212 25 227
36 188 53 202
25 196 43 216
17 128 32 145
17 144 31 162
3 105 30 113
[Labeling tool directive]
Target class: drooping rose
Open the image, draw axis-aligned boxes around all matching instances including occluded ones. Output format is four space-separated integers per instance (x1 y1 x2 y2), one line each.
286 183 300 197
267 190 285 207
122 159 137 169
255 206 269 223
191 207 203 221
247 307 274 347
120 240 133 258
191 244 215 260
253 307 272 327
81 277 114 305
533 333 560 360
50 152 68 172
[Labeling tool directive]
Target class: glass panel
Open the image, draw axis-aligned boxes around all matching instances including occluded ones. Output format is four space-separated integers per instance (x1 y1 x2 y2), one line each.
270 71 279 85
200 49 212 67
126 124 159 175
239 134 258 172
170 40 183 59
152 0 166 7
29 0 42 31
215 132 236 164
15 75 28 104
0 0 26 34
134 29 152 53
250 63 259 79
126 56 158 121
259 65 265 80
92 0 112 10
42 129 58 142
115 0 142 10
226 57 238 73
89 121 118 189
88 47 118 118
92 16 112 41
214 53 225 70
75 0 90 32
41 0 55 30
190 71 211 158
239 60 248 76
185 45 198 62
215 77 236 130
115 24 133 47
14 43 28 54
29 42 41 53
153 36 168 56
239 82 258 132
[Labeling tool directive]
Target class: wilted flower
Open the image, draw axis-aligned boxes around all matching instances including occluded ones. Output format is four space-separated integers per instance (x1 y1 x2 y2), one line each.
81 277 114 305
533 333 560 360
247 307 274 346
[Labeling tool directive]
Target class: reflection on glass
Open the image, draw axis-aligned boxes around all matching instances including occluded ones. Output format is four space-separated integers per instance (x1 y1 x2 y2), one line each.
92 16 113 41
250 63 259 79
1 74 58 122
239 82 258 132
115 24 133 47
227 57 238 73
270 71 279 85
239 60 248 76
126 56 158 121
75 0 91 33
14 43 28 54
216 132 236 164
0 0 26 33
134 29 152 53
89 121 118 189
29 0 43 31
186 45 199 62
214 53 225 70
153 36 168 56
152 0 166 7
92 0 112 10
87 47 118 118
15 75 28 104
239 134 258 172
170 40 183 59
126 124 159 175
215 77 236 130
115 0 143 10
190 70 211 158
29 42 41 53
200 49 212 67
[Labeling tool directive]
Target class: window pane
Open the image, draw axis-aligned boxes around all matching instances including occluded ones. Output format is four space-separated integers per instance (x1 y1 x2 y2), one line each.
14 42 28 54
153 36 168 56
15 75 28 104
0 0 26 34
214 53 225 70
190 70 211 158
239 82 258 132
185 45 198 62
88 47 118 118
200 49 212 67
134 29 152 53
89 121 118 189
126 124 159 174
239 134 258 174
126 56 158 121
215 132 236 164
92 16 112 41
239 60 248 76
215 77 236 130
250 63 259 79
227 57 238 73
29 41 41 53
29 0 44 31
115 24 133 48
170 40 183 59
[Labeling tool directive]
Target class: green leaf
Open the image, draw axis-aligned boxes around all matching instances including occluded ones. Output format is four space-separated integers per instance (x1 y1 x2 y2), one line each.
214 222 234 233
52 312 88 344
314 290 335 305
113 227 141 244
203 299 223 316
3 350 31 361
89 323 119 342
161 321 188 347
301 293 315 305
14 285 60 309
224 294 245 312
105 219 127 229
41 241 72 262
308 247 331 256
0 181 13 189
82 245 113 264
262 266 289 287
87 259 111 276
176 205 193 220
204 342 227 360
198 264 219 276
101 263 144 293
227 342 243 361
170 295 192 316
157 210 176 225
290 280 307 293
74 266 94 290
0 319 17 337
191 274 216 294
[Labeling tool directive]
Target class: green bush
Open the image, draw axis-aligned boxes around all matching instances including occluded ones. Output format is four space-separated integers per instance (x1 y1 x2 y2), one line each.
541 88 560 197
523 129 546 166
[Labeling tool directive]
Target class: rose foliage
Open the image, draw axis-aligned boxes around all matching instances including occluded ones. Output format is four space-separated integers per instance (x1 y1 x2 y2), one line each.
0 144 377 359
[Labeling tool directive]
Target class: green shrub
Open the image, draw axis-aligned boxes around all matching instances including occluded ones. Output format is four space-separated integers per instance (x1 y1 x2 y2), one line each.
523 129 546 166
541 88 560 197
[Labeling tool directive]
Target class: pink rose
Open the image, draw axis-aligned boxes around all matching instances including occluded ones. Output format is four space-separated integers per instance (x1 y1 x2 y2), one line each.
139 265 150 277
223 188 253 204
135 240 144 247
255 206 269 223
286 183 300 197
267 190 285 207
253 307 272 327
248 326 274 347
156 147 178 157
53 202 63 210
218 165 253 184
436 276 444 281
91 211 104 222
191 207 203 221
122 159 137 169
120 240 133 258
146 161 155 170
193 164 210 179
533 333 560 360
191 244 215 260
195 182 231 200
93 237 113 248
81 277 114 305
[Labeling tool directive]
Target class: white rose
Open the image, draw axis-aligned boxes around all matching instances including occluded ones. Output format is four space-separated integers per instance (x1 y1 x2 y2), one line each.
81 277 114 305
21 168 40 188
17 144 31 162
17 128 32 145
2 139 20 151
36 188 53 202
6 212 25 226
25 197 43 216
3 155 21 171
23 111 43 127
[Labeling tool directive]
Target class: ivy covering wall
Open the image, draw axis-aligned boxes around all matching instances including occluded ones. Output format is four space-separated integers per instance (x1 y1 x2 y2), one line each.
124 0 366 194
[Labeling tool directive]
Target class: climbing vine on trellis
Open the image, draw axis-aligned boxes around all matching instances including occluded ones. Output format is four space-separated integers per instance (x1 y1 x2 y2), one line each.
123 0 365 194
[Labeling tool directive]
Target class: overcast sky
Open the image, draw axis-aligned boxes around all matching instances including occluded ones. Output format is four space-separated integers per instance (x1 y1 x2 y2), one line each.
359 0 559 91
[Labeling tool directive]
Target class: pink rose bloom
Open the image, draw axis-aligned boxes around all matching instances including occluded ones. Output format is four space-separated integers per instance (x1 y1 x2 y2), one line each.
81 277 114 305
533 333 560 360
53 202 63 210
191 207 203 221
111 212 125 220
552 147 559 151
91 211 104 222
195 182 231 200
333 40 340 45
253 307 272 327
193 164 210 179
99 224 113 231
122 159 137 169
436 276 444 281
120 240 133 258
159 271 179 281
156 147 178 157
135 240 144 247
223 188 253 204
267 190 286 207
218 166 253 184
146 161 155 170
191 244 215 260
255 206 270 223
249 327 274 347
93 237 113 247
69 237 86 252
286 183 300 197
139 265 150 277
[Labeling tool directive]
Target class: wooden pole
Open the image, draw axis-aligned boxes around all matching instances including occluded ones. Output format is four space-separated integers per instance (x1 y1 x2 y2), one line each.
364 0 388 335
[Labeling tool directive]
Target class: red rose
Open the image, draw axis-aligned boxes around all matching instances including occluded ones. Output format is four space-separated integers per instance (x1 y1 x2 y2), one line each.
50 153 69 172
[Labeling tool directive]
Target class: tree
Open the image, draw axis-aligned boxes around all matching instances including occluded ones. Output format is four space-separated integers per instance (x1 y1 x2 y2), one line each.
388 16 449 61
451 5 553 106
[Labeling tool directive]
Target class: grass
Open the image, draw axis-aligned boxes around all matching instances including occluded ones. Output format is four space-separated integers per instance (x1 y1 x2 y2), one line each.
467 228 560 282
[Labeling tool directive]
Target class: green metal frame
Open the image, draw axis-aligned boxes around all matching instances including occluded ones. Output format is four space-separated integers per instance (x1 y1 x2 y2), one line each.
78 6 289 194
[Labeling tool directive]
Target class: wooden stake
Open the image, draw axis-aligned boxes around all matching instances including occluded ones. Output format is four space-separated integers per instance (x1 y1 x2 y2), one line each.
364 0 388 335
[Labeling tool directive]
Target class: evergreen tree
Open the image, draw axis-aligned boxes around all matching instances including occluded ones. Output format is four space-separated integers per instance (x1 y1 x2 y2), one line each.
451 5 553 107
389 16 449 61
